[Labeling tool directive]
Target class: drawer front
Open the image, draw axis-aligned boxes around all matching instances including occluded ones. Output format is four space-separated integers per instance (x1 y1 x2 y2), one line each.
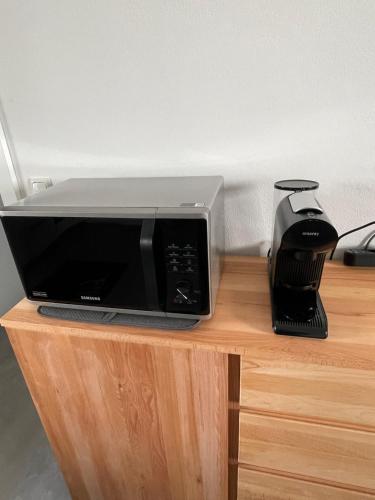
239 412 375 491
240 355 375 430
238 467 375 500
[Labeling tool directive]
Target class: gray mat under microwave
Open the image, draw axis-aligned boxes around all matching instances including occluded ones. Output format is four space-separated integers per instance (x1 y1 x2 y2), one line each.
38 306 200 330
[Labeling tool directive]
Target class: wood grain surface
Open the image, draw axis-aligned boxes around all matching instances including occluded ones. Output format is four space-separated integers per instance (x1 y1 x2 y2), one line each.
7 328 228 500
237 466 375 500
239 412 375 493
240 354 375 431
228 354 241 500
2 256 375 500
2 257 375 360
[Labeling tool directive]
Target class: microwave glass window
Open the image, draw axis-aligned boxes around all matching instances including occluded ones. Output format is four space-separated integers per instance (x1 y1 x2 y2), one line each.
2 217 149 310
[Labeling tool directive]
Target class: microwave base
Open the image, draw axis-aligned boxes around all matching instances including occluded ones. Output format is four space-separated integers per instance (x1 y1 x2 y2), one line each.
38 305 201 330
30 298 212 320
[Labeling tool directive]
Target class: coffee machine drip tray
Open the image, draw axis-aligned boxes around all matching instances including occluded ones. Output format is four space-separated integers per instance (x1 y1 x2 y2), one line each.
271 292 328 339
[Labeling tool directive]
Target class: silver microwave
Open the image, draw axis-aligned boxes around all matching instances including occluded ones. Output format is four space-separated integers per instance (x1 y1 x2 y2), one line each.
0 176 224 320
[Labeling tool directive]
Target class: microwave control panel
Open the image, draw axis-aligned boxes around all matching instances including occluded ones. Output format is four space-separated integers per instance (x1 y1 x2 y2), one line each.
155 219 209 315
165 243 202 308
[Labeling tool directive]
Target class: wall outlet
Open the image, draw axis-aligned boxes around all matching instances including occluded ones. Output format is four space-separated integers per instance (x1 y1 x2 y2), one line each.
28 177 53 194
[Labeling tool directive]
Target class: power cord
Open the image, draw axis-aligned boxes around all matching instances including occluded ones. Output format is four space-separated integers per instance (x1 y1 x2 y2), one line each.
329 220 375 260
364 232 375 250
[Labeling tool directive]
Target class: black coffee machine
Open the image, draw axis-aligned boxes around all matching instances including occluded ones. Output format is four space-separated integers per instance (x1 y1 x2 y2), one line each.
269 180 338 339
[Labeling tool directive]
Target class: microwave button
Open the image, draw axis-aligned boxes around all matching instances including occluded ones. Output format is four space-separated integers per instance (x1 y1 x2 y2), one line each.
183 257 197 266
166 250 180 258
167 243 180 250
184 265 199 274
183 244 197 250
167 264 181 273
182 251 197 258
168 258 181 265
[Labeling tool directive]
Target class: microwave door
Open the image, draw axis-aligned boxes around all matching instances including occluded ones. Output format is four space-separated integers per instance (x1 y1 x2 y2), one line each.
1 216 160 312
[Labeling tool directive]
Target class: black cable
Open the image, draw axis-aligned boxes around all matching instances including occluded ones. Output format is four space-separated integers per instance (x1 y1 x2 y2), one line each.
329 220 375 260
364 232 375 250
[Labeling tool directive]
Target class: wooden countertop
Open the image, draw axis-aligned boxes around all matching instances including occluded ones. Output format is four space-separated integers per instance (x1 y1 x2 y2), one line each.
2 257 375 363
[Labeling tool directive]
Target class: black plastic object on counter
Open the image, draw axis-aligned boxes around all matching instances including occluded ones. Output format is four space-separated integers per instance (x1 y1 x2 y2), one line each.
269 180 338 339
343 248 375 267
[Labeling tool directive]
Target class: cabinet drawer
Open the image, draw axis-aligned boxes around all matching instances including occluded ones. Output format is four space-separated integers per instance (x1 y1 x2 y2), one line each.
238 467 375 500
239 412 375 491
240 355 375 430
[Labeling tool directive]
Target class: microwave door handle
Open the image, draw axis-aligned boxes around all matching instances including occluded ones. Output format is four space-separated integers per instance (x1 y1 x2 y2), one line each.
140 219 160 311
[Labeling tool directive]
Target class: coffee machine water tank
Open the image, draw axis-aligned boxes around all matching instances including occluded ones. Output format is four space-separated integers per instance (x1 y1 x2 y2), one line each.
269 180 338 339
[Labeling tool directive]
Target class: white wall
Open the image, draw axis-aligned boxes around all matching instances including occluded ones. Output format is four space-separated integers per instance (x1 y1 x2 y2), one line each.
0 147 17 206
0 0 374 255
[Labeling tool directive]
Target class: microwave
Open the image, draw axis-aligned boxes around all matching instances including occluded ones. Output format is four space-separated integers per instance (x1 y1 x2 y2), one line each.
0 176 224 320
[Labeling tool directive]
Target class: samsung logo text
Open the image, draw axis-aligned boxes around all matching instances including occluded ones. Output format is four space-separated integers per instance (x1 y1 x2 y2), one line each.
81 296 101 301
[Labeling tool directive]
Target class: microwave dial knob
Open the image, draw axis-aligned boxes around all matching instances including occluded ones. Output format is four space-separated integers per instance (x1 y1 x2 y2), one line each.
175 281 192 303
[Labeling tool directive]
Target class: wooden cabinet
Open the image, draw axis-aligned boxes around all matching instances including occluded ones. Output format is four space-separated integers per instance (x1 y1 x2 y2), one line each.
239 412 375 491
2 257 375 499
235 261 375 499
240 355 375 430
6 328 228 500
237 467 375 500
